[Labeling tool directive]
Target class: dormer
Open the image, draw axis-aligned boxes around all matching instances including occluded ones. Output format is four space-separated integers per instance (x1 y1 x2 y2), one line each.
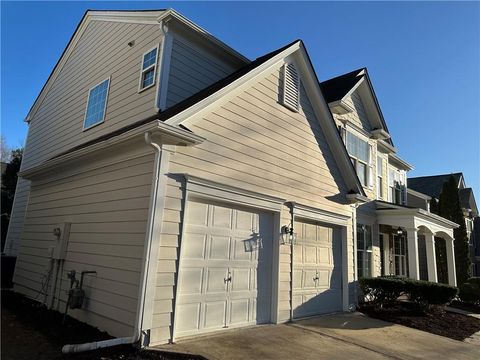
320 68 392 144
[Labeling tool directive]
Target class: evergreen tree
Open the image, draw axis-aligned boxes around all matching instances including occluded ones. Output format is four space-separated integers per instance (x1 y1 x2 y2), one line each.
438 176 470 285
1 148 23 252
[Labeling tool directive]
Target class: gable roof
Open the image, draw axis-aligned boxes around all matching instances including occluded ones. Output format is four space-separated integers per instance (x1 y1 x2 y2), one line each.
320 67 394 146
408 173 463 199
320 68 365 104
24 9 248 123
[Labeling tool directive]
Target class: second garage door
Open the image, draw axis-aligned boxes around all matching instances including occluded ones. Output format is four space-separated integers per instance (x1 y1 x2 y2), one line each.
292 219 342 318
174 200 273 338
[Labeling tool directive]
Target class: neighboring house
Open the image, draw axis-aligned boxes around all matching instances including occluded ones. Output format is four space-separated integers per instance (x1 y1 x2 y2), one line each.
408 173 480 276
4 9 458 347
319 69 458 286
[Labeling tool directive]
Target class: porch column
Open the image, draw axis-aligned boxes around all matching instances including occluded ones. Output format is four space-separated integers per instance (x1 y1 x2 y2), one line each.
407 229 420 280
445 238 457 286
424 232 438 282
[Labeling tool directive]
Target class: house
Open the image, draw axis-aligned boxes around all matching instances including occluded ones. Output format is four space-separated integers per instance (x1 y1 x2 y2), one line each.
408 173 480 277
319 69 459 285
4 9 458 347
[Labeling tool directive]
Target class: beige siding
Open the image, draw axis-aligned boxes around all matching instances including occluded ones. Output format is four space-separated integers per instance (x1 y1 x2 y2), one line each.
150 67 353 345
166 37 237 108
343 92 372 131
13 145 155 337
22 20 161 171
4 178 31 256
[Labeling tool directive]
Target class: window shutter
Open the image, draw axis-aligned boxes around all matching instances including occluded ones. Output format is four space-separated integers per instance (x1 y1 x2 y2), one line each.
282 63 300 111
368 144 374 188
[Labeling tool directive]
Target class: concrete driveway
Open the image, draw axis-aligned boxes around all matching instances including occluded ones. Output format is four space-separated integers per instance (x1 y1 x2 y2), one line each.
153 313 480 360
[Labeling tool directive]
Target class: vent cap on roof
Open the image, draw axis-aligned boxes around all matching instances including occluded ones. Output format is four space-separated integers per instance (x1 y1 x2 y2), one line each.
282 63 300 111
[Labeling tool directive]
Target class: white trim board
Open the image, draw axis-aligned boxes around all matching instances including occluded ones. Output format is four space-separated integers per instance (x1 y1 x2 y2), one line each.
184 174 286 212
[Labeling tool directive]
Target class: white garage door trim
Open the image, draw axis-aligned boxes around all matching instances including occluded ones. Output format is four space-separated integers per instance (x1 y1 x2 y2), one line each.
172 175 284 341
291 202 350 315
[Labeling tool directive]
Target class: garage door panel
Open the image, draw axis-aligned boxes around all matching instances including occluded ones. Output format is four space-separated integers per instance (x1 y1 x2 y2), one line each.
231 268 251 291
205 268 228 293
229 299 250 324
176 303 201 333
182 233 206 259
187 202 209 226
178 268 203 295
204 301 227 329
209 236 231 260
212 206 233 229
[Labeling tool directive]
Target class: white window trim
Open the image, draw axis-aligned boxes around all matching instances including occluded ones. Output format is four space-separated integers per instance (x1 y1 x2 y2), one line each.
345 129 372 189
377 156 384 200
82 76 111 131
138 44 160 93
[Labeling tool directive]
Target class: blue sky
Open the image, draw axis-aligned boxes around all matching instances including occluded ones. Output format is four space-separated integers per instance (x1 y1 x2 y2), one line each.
1 1 479 195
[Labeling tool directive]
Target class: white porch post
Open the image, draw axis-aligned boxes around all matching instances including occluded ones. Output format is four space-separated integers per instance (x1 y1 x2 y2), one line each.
445 238 457 286
407 229 420 280
424 233 438 283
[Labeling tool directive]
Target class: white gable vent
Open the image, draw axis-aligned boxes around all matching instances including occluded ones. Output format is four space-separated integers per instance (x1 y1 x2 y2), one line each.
282 63 300 111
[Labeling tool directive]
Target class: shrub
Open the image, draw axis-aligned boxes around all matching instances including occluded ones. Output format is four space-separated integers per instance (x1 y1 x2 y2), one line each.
459 277 480 303
360 276 458 309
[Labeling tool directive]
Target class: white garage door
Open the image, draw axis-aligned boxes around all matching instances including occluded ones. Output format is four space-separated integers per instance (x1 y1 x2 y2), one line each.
292 219 342 318
175 200 273 338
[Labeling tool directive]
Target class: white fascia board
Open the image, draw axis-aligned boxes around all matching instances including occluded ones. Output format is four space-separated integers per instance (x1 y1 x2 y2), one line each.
157 9 250 64
341 76 365 102
376 208 459 229
164 42 301 127
378 139 397 154
407 188 431 200
20 121 204 179
389 153 414 171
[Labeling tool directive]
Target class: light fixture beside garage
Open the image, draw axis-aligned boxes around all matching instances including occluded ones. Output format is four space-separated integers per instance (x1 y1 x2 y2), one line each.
281 224 297 245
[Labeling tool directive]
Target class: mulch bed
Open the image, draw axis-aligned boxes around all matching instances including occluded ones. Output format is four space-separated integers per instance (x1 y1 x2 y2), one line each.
450 300 480 314
1 290 205 360
359 301 480 341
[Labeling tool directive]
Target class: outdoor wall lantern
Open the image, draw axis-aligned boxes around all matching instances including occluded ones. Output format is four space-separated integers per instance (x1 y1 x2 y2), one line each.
396 227 404 235
281 224 297 245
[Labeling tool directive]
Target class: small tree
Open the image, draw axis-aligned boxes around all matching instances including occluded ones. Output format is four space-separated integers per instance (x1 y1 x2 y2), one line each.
438 176 470 285
1 148 23 252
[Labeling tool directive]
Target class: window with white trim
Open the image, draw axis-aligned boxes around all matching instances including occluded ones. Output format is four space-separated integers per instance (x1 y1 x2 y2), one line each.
357 224 372 278
346 131 371 187
282 63 300 111
83 78 110 130
139 46 158 91
377 156 384 199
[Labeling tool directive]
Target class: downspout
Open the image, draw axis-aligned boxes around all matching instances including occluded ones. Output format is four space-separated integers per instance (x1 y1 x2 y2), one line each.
352 203 359 307
62 132 163 353
288 202 295 322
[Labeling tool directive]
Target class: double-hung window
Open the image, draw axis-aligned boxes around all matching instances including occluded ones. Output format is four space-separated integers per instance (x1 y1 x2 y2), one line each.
346 131 370 187
357 224 372 278
139 46 158 91
83 78 110 130
377 156 384 199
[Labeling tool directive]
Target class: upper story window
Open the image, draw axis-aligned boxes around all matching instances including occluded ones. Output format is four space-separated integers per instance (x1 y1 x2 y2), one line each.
388 168 406 205
346 131 372 187
377 156 384 199
139 46 158 91
83 78 110 130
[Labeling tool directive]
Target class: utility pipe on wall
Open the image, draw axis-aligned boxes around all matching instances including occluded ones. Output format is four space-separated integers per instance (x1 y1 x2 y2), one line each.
63 132 163 354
